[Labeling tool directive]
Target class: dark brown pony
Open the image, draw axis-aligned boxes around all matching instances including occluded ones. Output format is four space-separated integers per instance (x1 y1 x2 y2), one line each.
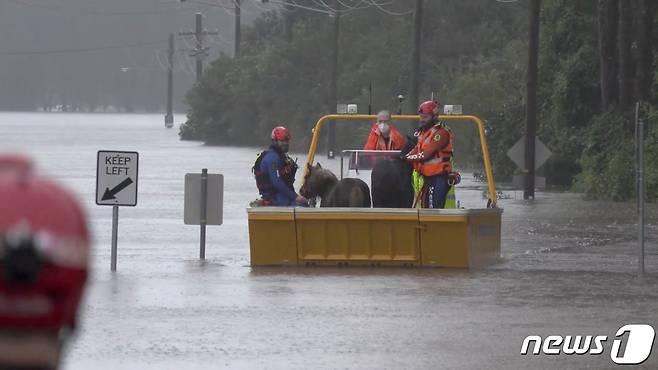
371 134 416 208
300 163 371 207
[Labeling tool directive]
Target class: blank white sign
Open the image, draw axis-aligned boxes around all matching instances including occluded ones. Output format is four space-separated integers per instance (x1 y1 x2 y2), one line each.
184 173 223 225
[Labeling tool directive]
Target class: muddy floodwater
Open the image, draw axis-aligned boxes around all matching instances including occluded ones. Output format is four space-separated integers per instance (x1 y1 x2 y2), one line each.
1 112 657 369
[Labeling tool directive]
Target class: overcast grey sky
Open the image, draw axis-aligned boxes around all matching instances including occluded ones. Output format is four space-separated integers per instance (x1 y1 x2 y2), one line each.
0 0 270 111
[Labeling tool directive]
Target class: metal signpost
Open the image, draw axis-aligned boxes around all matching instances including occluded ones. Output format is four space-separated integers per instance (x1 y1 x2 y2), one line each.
96 150 139 271
184 169 223 259
635 103 645 279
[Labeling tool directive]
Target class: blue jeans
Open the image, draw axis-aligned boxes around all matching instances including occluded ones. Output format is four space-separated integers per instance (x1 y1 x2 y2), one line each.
425 174 450 209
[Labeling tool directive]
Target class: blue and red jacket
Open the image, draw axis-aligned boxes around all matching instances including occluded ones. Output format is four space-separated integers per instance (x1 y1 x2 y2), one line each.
253 147 298 206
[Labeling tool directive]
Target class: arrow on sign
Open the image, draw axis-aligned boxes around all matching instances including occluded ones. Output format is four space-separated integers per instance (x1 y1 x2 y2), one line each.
101 177 134 201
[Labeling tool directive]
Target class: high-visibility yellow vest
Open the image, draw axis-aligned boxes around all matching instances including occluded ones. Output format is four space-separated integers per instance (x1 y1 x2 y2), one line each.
412 170 424 208
445 183 457 209
412 164 457 209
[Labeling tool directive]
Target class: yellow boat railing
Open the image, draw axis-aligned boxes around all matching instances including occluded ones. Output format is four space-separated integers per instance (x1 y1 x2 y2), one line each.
302 114 498 207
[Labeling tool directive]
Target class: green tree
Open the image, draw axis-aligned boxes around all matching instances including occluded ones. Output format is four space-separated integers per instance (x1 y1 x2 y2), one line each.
180 0 657 201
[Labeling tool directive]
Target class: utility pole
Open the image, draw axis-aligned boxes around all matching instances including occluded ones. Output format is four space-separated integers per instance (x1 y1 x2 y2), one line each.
234 0 241 57
194 12 203 81
524 0 541 200
368 82 372 114
283 3 295 42
327 3 340 159
635 102 645 279
165 34 174 128
409 0 422 112
618 0 632 112
179 13 218 83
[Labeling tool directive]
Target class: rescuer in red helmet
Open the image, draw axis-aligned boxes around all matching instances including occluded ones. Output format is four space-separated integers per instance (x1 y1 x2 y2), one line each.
252 126 308 206
0 154 90 370
404 101 460 208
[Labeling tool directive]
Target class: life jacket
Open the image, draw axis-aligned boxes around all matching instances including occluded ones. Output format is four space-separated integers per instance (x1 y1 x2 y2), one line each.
252 147 298 198
414 123 454 177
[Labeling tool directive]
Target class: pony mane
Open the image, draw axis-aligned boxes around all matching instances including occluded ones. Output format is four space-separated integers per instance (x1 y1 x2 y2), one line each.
305 165 338 199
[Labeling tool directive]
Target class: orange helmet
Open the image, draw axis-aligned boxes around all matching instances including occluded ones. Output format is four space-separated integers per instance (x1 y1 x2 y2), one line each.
0 155 89 330
271 126 291 141
418 100 441 115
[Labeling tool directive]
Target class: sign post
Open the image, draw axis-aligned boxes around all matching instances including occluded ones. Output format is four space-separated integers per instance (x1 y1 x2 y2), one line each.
200 168 208 259
184 170 223 259
635 102 645 279
96 150 139 271
111 206 119 271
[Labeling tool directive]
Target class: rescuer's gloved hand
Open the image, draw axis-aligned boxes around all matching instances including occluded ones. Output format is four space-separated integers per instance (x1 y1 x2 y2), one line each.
295 195 309 207
400 134 418 157
447 172 461 186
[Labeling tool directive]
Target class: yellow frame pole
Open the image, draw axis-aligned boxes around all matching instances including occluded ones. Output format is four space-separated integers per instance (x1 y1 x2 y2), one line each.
302 114 497 207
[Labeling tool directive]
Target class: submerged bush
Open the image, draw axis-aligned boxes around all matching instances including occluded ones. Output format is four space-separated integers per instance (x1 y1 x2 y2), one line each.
575 108 658 201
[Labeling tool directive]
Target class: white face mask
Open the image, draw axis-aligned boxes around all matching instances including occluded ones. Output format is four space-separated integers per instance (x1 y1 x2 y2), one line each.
377 122 390 137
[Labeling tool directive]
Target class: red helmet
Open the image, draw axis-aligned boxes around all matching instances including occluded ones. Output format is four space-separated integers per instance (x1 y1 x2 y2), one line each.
419 100 441 115
271 126 291 141
0 155 89 331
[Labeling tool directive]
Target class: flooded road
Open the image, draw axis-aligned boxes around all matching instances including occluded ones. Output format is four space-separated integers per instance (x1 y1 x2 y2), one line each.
1 112 657 369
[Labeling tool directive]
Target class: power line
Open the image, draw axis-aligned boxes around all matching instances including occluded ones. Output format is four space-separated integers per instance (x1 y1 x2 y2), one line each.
0 40 168 56
175 49 195 75
5 0 213 16
334 0 371 11
248 0 407 16
206 32 233 47
363 0 413 16
249 0 277 12
311 0 337 12
179 13 219 81
154 49 171 72
264 0 332 14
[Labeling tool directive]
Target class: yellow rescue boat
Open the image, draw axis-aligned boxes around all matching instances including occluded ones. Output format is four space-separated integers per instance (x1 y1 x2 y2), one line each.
248 114 501 268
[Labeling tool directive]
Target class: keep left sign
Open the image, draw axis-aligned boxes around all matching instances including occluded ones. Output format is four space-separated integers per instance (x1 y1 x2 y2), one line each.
96 150 138 206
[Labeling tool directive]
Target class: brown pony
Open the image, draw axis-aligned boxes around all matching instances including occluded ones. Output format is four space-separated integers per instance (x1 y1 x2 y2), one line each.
300 163 371 207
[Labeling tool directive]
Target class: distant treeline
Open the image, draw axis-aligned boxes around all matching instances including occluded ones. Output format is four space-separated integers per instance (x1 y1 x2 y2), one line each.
181 0 658 201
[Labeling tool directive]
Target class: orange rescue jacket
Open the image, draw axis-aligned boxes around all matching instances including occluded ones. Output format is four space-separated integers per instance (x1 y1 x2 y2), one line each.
364 123 405 151
405 123 453 176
